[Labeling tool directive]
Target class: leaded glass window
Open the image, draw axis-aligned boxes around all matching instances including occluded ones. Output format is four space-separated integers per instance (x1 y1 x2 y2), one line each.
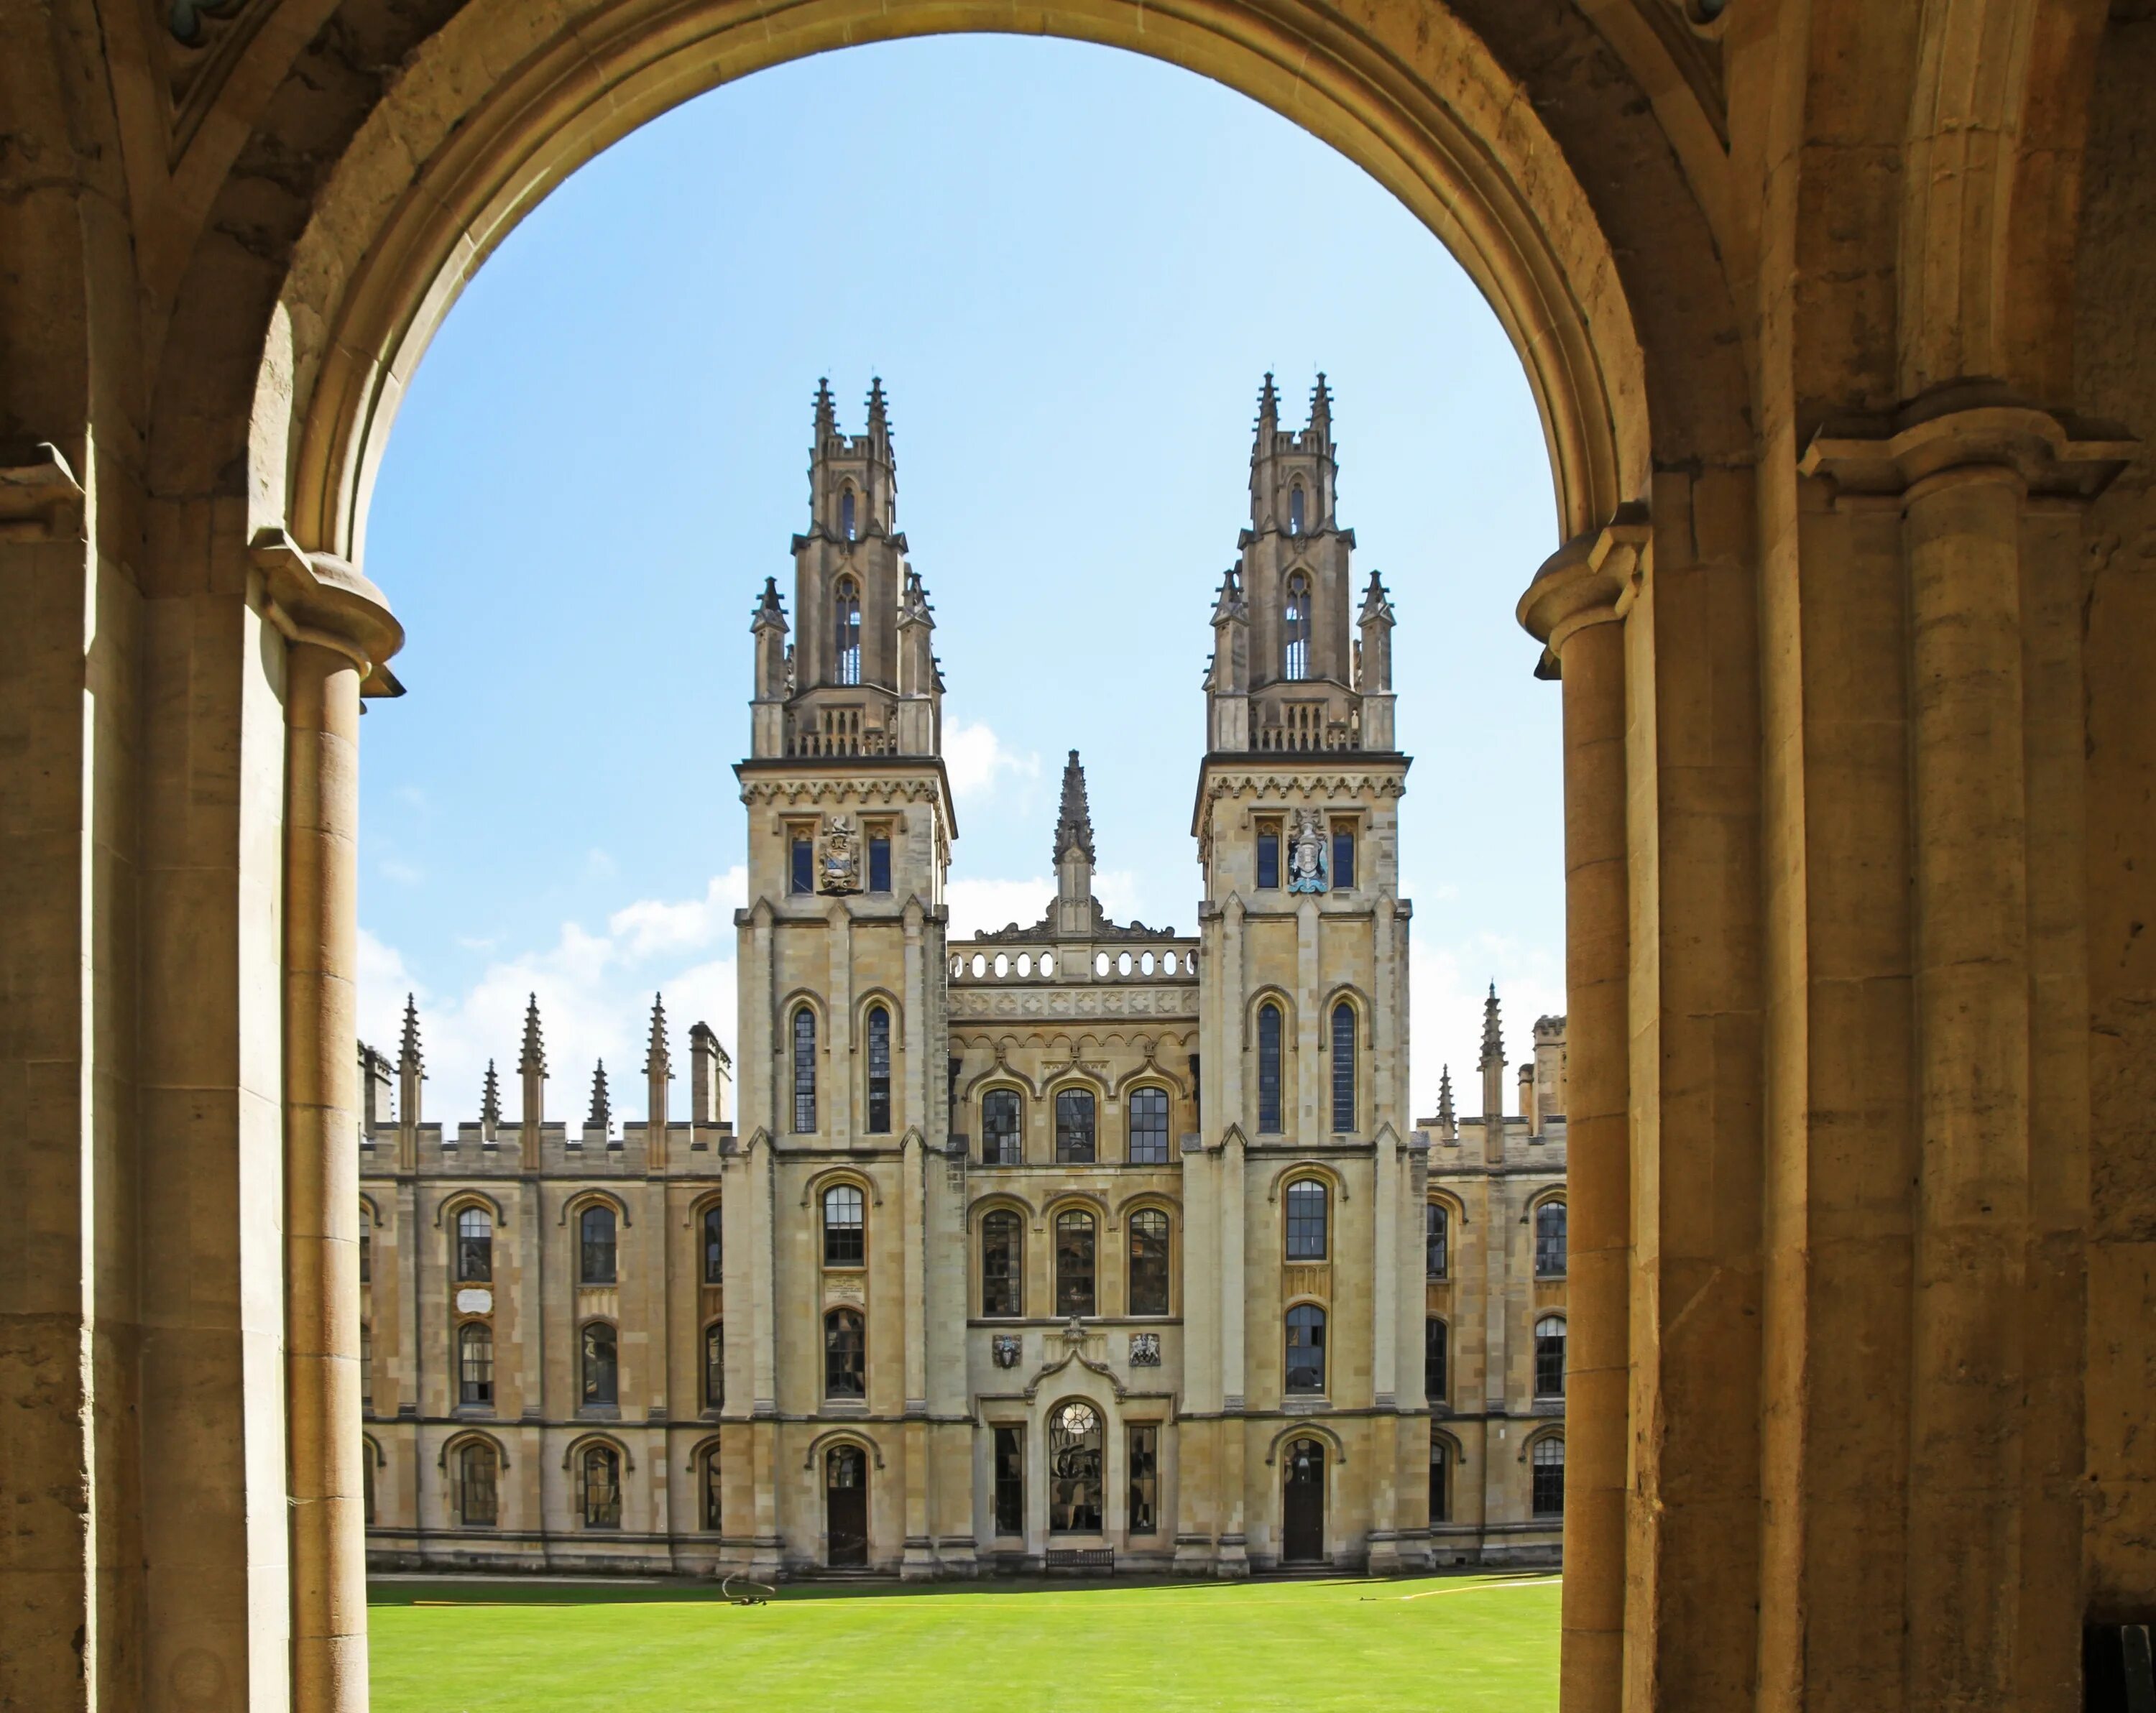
1331 821 1356 890
455 1441 497 1526
1257 1003 1284 1133
791 836 814 895
1256 821 1281 890
1284 1178 1328 1260
1429 1435 1450 1523
1048 1400 1102 1533
1284 573 1311 680
822 1184 865 1268
1128 1086 1170 1163
456 1206 492 1283
702 1204 724 1284
839 488 857 540
1055 1210 1096 1318
1054 1089 1095 1163
1128 1209 1171 1316
1128 1424 1160 1535
580 1321 617 1408
835 576 862 684
581 1444 622 1528
981 1210 1023 1319
458 1321 493 1408
1532 1437 1565 1517
792 1007 817 1133
992 1425 1024 1536
1425 1316 1447 1403
982 1089 1022 1165
1285 1303 1327 1393
868 832 891 893
1425 1201 1449 1279
1535 1316 1567 1399
1330 1002 1356 1132
865 1005 892 1134
824 1308 865 1400
704 1321 724 1410
579 1204 616 1284
1535 1201 1567 1277
1288 484 1305 535
702 1446 723 1532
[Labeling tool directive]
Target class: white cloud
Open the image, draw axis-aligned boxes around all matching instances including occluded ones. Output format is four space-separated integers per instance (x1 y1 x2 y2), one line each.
946 874 1052 941
1406 933 1565 1125
607 867 748 959
944 719 1040 801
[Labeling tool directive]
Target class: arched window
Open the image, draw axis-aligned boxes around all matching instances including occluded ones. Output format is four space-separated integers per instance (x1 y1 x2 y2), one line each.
1128 1086 1170 1164
824 1308 866 1400
865 1005 892 1134
1285 1303 1327 1393
1257 1002 1284 1133
981 1210 1023 1319
839 487 857 540
981 1089 1022 1165
704 1321 725 1411
701 1204 724 1284
1284 572 1311 680
1330 1001 1356 1132
1425 1316 1448 1403
1425 1202 1450 1280
1531 1437 1566 1517
579 1204 616 1284
834 576 862 684
580 1444 622 1528
1055 1210 1097 1317
791 1007 818 1133
1535 1200 1568 1277
580 1321 617 1409
453 1440 498 1526
1535 1316 1567 1399
701 1444 723 1532
1288 484 1305 535
1128 1209 1171 1316
1284 1178 1329 1260
822 1184 865 1268
1054 1089 1097 1163
457 1321 494 1408
455 1206 492 1282
1048 1400 1104 1533
1429 1434 1451 1524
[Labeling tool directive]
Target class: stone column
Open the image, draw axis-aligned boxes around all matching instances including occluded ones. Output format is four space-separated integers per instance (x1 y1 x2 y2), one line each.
1519 514 1643 1713
257 532 401 1713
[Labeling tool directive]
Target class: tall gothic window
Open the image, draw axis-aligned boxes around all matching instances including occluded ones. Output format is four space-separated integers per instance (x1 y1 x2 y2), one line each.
702 1204 724 1284
1426 1202 1450 1279
1429 1435 1451 1524
1331 820 1357 890
1055 1210 1097 1318
704 1321 725 1410
1257 1002 1284 1132
1535 1200 1568 1277
580 1444 622 1528
867 831 891 893
457 1321 494 1408
1128 1086 1170 1163
822 1184 865 1268
992 1425 1024 1536
981 1089 1022 1165
981 1210 1023 1318
865 1005 892 1134
824 1307 866 1400
579 1204 616 1284
1284 1178 1329 1260
456 1206 492 1283
1054 1089 1096 1163
580 1321 617 1409
1284 572 1312 680
839 487 857 540
454 1440 498 1526
1048 1401 1103 1533
1128 1424 1160 1535
1425 1316 1448 1403
834 576 862 685
1285 1303 1327 1393
1288 484 1305 535
791 1007 817 1133
701 1446 724 1532
1128 1209 1171 1316
1535 1316 1567 1399
1330 1002 1356 1132
1531 1437 1566 1517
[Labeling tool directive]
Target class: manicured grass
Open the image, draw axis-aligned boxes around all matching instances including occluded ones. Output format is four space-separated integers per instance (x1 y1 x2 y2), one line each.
368 1569 1559 1712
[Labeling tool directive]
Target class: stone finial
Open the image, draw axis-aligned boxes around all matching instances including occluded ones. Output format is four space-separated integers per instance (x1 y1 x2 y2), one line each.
517 993 546 1076
1054 749 1096 867
1358 568 1395 629
1211 565 1246 627
589 1061 612 1133
1308 371 1332 444
812 376 836 442
1437 1064 1455 1136
479 1059 502 1131
1480 984 1504 1069
645 992 671 1079
752 576 787 631
397 994 423 1076
1255 371 1279 445
866 376 892 462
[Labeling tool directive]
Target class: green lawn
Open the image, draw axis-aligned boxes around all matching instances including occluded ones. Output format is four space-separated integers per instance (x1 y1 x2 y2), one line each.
368 1570 1559 1712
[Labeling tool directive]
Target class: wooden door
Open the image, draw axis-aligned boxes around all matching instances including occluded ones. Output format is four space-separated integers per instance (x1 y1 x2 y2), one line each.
1282 1438 1325 1564
826 1445 868 1568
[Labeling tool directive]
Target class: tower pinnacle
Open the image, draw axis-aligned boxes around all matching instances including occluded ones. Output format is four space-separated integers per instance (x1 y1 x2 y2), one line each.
1480 983 1504 1068
1054 749 1097 866
588 1061 612 1133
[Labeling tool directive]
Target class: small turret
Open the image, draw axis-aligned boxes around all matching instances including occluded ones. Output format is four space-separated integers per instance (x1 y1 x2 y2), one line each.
866 376 892 466
812 376 837 445
1356 569 1396 749
1255 371 1279 450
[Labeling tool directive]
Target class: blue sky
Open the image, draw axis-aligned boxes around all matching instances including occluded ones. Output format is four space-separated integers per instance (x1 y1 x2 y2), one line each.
356 34 1564 1127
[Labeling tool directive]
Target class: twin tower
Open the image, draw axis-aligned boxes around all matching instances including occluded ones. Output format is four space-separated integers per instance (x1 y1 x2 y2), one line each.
730 376 1432 1576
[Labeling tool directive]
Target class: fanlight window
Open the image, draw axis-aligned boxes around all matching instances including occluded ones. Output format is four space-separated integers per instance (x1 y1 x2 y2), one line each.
1535 1201 1568 1277
1128 1209 1171 1316
457 1321 494 1408
453 1440 498 1526
1257 1003 1284 1133
1284 1178 1329 1260
822 1184 865 1268
1128 1086 1170 1164
981 1089 1022 1165
1425 1202 1450 1280
702 1204 724 1284
580 1444 622 1529
579 1204 616 1284
1055 1210 1097 1318
1532 1437 1566 1517
1330 1002 1356 1132
1285 1303 1327 1393
834 576 862 685
580 1321 618 1408
981 1210 1023 1319
1048 1400 1103 1534
456 1206 492 1283
792 1007 817 1134
865 1005 892 1134
1284 572 1311 681
824 1308 866 1400
1535 1316 1567 1399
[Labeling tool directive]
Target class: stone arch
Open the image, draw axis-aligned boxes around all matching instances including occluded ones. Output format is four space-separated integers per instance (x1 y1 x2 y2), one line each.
1261 1419 1348 1468
801 1427 885 1472
1263 1160 1350 1205
434 1188 508 1229
799 1165 883 1211
558 1188 632 1229
560 1429 635 1475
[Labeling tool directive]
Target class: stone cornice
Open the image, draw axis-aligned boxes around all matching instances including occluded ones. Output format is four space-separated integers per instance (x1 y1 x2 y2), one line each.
735 756 956 834
249 527 405 695
1798 401 2134 503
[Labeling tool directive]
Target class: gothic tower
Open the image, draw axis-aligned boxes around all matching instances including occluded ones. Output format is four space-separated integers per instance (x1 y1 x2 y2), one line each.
731 379 966 1577
1188 374 1421 1572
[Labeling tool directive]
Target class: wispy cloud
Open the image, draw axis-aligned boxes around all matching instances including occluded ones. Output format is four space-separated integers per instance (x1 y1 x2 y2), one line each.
946 874 1052 941
944 719 1040 801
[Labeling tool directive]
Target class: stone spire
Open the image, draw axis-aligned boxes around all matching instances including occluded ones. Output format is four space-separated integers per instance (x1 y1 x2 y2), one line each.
588 1061 612 1135
1437 1064 1455 1141
645 993 671 1079
865 375 891 461
1480 984 1506 1162
1479 982 1505 1068
1052 749 1097 938
1254 371 1279 448
645 992 672 1165
479 1058 501 1145
1053 749 1096 866
812 376 836 443
517 993 546 1167
1308 371 1332 448
395 994 423 1168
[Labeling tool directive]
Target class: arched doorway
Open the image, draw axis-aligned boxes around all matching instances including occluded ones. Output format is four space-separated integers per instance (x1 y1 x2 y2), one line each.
1047 1400 1105 1536
1281 1437 1326 1566
824 1443 869 1568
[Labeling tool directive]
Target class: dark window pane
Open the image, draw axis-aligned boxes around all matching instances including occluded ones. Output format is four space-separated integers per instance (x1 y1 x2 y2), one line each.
1055 1089 1095 1163
359 1222 372 1283
792 1008 817 1133
982 1090 1022 1165
579 1206 616 1284
824 1308 865 1399
458 1443 497 1525
791 837 814 896
1330 1002 1355 1132
1055 1212 1096 1318
1048 1400 1102 1533
703 1451 723 1532
1284 1180 1328 1260
582 1447 622 1528
1128 1210 1171 1316
1535 1317 1566 1399
822 1185 865 1268
992 1426 1024 1536
581 1321 617 1407
456 1206 492 1282
459 1323 494 1407
1288 486 1305 535
1128 1425 1159 1535
865 1006 892 1134
702 1206 724 1284
1425 1202 1449 1279
1532 1439 1565 1517
1258 1005 1284 1132
704 1321 725 1410
869 836 891 894
1256 827 1281 890
1128 1086 1170 1163
1425 1316 1447 1403
1285 1304 1327 1393
1536 1201 1568 1277
1429 1437 1450 1523
1332 826 1356 890
981 1211 1023 1319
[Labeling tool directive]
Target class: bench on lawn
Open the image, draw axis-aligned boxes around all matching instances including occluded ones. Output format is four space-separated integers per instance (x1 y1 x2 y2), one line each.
1044 1548 1115 1574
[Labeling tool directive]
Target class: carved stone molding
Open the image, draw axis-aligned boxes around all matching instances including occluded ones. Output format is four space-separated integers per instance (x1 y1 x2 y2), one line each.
1799 403 2134 505
740 777 943 808
948 987 1199 1022
150 0 275 164
0 444 86 542
249 528 405 694
1200 771 1408 807
1516 503 1651 678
